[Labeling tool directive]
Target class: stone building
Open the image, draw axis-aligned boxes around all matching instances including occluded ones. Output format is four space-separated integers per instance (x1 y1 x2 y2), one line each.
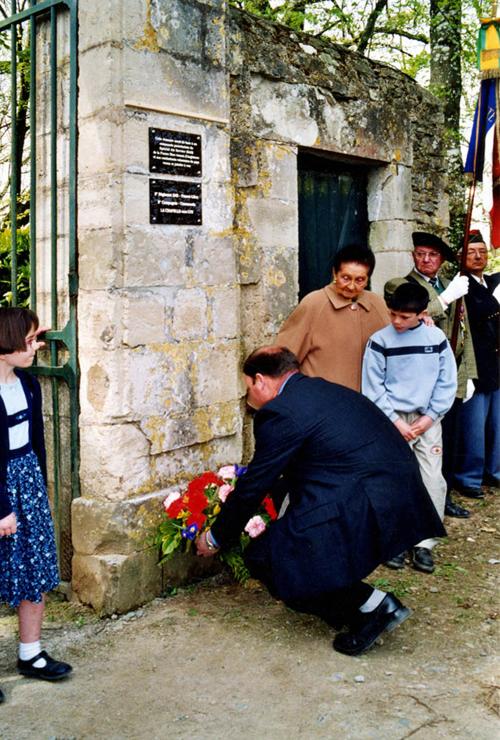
42 0 449 613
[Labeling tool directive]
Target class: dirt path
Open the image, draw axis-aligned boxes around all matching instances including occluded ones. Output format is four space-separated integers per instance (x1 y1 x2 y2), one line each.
1 490 499 740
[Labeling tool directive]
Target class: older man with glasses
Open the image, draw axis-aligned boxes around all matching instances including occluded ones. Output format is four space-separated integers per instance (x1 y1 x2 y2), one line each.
384 232 477 522
454 230 500 497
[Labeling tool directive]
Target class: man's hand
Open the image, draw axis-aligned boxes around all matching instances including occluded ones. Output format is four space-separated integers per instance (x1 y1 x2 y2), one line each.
393 418 417 441
196 530 217 558
421 313 435 327
409 415 434 436
0 512 17 537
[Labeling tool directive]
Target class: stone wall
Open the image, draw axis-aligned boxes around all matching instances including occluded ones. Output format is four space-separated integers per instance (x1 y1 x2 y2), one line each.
70 1 448 613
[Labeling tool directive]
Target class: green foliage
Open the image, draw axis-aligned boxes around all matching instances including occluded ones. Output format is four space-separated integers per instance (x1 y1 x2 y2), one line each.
220 547 251 583
0 225 30 306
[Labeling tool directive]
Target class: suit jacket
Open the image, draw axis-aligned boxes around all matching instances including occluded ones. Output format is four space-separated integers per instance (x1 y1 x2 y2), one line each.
384 270 477 398
463 272 500 393
211 374 445 601
0 369 47 519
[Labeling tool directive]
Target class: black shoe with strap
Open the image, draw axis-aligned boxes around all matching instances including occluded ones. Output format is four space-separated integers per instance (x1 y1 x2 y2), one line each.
333 593 411 656
454 486 484 499
17 651 72 681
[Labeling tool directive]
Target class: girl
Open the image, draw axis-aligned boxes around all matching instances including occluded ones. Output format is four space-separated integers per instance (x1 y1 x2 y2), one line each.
0 307 72 697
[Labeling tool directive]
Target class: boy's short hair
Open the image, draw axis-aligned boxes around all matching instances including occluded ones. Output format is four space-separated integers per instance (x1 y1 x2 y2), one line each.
0 307 39 355
243 346 299 378
388 282 429 314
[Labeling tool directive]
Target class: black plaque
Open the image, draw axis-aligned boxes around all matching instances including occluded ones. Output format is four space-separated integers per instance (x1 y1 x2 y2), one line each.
149 128 202 177
150 179 202 225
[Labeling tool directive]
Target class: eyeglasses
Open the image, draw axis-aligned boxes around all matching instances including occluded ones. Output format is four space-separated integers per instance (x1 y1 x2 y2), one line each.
414 250 442 259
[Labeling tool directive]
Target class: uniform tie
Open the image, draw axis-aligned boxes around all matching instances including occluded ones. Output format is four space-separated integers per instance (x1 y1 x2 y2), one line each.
429 276 442 293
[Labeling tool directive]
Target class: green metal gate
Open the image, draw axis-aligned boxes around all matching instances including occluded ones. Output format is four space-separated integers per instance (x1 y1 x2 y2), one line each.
0 0 78 581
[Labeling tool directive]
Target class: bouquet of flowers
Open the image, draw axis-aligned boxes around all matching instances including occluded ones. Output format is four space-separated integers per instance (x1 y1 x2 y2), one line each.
153 464 278 582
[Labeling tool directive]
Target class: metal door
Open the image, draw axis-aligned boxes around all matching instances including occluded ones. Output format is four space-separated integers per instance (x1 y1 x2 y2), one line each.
298 152 369 299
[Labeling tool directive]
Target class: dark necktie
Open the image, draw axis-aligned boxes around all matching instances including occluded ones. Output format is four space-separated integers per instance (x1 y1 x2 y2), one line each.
429 276 442 293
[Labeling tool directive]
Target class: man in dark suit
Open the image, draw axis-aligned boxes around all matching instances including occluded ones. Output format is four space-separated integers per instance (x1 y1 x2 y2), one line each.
197 346 445 656
384 232 478 519
454 230 500 495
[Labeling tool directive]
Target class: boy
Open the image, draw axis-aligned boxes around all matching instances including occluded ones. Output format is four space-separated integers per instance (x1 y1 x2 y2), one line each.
362 282 457 573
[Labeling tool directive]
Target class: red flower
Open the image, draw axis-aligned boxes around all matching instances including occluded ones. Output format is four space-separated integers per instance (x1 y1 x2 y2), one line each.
263 496 278 520
188 472 223 496
187 510 207 529
166 497 187 519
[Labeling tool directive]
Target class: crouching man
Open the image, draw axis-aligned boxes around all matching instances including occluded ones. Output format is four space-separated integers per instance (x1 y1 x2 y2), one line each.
197 346 445 656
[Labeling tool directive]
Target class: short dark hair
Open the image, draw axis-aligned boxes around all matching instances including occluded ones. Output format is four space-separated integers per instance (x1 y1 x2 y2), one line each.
332 244 376 277
388 282 429 314
243 346 299 378
0 307 39 355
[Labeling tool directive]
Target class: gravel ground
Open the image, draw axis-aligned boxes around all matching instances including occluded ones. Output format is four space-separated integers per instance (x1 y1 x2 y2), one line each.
0 488 498 740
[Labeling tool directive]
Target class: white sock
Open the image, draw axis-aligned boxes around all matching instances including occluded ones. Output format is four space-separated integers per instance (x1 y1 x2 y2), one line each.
19 641 47 667
359 588 386 613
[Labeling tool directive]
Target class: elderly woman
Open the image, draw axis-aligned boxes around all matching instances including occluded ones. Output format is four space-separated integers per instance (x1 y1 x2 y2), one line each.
276 244 389 391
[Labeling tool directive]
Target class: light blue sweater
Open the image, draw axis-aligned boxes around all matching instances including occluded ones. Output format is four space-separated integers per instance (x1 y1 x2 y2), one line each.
362 322 457 422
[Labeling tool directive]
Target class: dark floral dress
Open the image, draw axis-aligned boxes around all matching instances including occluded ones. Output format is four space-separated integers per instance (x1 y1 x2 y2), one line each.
0 379 59 607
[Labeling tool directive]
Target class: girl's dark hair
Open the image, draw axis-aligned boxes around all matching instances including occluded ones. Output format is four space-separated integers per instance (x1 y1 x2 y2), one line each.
243 346 299 378
388 282 429 314
333 244 376 277
0 307 39 355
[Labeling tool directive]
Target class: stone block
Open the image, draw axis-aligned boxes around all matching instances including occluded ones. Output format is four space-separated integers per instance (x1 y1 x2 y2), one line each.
151 0 204 60
370 250 414 296
79 43 123 120
72 549 162 616
77 290 125 353
368 165 414 222
192 235 236 286
246 197 298 250
79 114 123 178
79 423 151 500
72 491 165 556
79 172 123 232
123 291 166 347
250 78 319 146
258 143 299 202
172 288 208 339
78 227 123 291
123 226 187 288
141 400 241 454
211 286 240 338
122 45 229 123
193 345 241 406
369 220 413 253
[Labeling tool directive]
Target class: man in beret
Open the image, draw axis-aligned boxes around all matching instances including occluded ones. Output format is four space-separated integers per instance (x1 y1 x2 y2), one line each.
385 232 477 523
454 230 500 496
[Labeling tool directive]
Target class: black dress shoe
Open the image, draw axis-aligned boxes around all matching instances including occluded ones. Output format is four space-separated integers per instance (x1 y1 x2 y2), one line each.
455 486 484 499
385 552 406 570
444 497 470 518
17 651 72 681
482 475 499 488
412 547 435 573
333 593 411 656
0 686 4 703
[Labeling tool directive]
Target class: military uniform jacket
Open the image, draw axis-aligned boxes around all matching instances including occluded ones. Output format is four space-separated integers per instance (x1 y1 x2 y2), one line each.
384 270 477 398
211 374 445 601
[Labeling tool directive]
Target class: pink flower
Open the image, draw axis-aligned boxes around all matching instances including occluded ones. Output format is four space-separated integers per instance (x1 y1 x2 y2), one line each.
217 465 236 481
218 483 234 503
163 491 181 511
244 515 266 538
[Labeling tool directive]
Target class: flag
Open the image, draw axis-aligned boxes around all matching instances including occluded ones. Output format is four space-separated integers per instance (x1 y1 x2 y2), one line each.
464 78 500 246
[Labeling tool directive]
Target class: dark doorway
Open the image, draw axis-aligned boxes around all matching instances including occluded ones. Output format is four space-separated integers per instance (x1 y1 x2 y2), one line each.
298 152 369 299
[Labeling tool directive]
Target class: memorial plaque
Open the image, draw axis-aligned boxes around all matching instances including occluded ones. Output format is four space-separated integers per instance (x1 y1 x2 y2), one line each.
149 128 202 177
150 179 202 225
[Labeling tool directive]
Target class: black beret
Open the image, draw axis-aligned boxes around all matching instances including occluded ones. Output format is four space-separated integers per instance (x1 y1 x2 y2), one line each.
468 229 486 244
412 231 455 263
